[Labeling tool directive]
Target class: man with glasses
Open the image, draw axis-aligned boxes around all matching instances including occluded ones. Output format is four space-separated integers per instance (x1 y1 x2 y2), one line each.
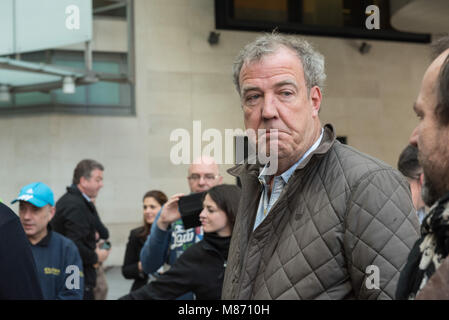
139 156 222 299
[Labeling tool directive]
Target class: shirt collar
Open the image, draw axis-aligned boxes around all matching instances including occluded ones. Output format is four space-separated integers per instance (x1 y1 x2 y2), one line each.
82 192 92 203
71 184 92 202
32 228 52 247
259 128 324 184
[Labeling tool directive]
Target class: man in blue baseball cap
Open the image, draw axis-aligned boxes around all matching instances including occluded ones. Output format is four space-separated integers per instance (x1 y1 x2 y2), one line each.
11 182 84 300
12 182 56 244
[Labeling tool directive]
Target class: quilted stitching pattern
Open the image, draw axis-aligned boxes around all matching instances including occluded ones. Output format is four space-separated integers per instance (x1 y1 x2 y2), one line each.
222 135 420 300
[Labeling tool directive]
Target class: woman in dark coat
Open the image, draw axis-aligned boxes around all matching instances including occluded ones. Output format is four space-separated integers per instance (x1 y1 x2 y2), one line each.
119 184 241 300
121 190 167 292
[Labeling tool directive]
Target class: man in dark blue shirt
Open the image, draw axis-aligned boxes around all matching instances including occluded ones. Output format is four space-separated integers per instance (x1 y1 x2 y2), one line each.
11 182 84 299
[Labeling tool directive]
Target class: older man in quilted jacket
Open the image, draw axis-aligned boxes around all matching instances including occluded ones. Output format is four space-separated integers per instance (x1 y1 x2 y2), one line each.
221 33 420 300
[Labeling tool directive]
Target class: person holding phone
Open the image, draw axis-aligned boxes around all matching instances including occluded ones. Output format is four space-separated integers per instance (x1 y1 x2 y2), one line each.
139 156 222 300
120 184 240 300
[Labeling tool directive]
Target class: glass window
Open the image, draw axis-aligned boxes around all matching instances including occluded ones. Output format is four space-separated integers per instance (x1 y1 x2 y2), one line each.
93 0 127 18
0 50 133 115
15 91 52 106
234 0 288 23
216 0 430 43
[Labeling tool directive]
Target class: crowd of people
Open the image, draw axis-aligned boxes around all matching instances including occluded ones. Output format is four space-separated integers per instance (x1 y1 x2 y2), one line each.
1 32 449 300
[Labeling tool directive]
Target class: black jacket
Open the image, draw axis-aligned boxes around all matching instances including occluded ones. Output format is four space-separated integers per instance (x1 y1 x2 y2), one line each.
51 185 108 288
120 233 230 300
0 203 43 299
122 226 149 292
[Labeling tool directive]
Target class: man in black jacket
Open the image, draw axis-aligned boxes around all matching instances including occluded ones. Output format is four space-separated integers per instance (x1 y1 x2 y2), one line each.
0 202 43 299
51 159 110 300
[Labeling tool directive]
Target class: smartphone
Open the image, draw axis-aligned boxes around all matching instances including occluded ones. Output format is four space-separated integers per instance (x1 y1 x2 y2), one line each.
178 192 206 229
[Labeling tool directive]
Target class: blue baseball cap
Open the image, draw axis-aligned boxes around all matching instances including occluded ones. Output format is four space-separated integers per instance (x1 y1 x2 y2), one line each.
11 182 55 208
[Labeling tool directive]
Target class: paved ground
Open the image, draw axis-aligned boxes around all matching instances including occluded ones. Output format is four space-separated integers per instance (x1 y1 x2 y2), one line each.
104 266 134 300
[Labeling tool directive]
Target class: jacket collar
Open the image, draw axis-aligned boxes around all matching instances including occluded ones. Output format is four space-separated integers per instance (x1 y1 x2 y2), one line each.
67 184 83 196
67 184 96 211
201 233 231 258
227 124 336 179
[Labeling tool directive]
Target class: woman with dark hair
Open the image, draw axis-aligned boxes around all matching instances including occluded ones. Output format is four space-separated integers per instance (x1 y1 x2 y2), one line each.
122 190 168 292
119 184 241 300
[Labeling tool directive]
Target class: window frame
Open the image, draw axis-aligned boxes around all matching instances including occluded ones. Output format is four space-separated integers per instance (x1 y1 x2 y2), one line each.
0 0 135 117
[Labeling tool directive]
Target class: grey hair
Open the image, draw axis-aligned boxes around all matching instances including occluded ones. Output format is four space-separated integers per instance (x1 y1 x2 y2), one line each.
232 32 326 96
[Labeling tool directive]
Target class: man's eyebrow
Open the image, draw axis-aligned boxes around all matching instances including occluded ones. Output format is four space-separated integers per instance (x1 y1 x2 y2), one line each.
274 80 298 89
241 85 260 96
241 80 298 96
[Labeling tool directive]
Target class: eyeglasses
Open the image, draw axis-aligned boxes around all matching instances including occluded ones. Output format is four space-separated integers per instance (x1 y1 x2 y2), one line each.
188 174 219 182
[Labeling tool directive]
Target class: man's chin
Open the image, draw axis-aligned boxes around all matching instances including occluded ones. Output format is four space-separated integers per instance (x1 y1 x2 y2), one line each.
25 230 36 238
422 176 445 207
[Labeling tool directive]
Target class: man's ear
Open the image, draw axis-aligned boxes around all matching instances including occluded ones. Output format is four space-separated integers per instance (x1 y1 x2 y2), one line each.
48 206 56 221
419 172 425 187
309 86 322 116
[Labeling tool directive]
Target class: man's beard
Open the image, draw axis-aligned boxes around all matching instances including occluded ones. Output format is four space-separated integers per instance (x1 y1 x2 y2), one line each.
421 176 443 207
421 164 449 207
419 151 449 207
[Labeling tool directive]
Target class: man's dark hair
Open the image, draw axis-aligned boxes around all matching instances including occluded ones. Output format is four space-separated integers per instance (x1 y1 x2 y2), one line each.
397 145 421 180
72 159 104 185
431 35 449 126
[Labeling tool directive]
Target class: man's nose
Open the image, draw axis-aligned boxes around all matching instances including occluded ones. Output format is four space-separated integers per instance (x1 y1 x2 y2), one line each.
261 93 279 120
22 209 32 219
409 126 419 147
